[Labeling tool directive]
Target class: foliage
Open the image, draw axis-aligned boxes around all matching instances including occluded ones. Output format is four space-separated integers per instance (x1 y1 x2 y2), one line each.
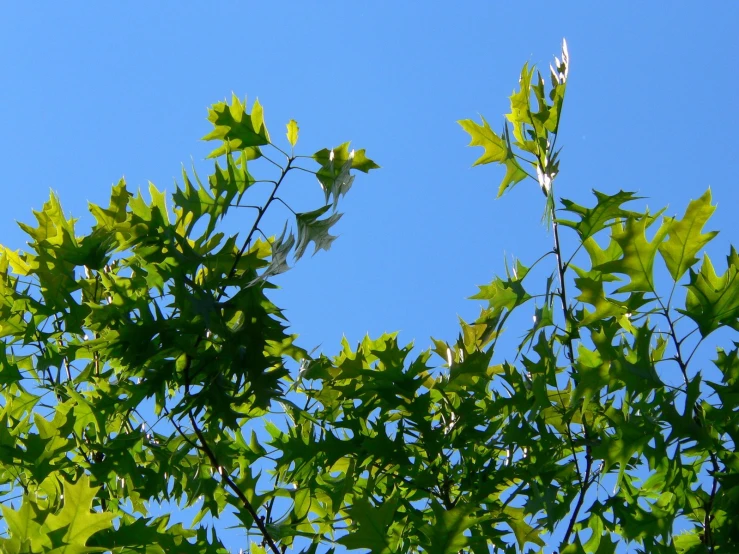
0 41 737 554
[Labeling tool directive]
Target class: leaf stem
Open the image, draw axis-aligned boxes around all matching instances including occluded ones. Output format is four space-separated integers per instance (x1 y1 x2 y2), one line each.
260 152 286 171
268 142 291 159
290 165 318 176
661 306 690 388
274 196 297 215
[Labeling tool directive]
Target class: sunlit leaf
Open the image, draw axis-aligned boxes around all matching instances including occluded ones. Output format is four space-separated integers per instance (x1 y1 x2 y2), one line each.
203 94 270 159
680 248 739 336
419 502 477 554
596 213 669 293
658 188 718 281
286 119 299 147
559 190 643 241
458 116 528 196
45 475 114 549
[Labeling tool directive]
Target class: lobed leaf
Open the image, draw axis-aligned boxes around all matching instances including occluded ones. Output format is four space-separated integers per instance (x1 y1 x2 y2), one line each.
680 248 739 336
202 94 270 159
658 188 718 282
458 116 528 197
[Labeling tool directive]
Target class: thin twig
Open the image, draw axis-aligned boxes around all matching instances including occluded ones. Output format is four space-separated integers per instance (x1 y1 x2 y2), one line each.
562 451 593 544
173 153 296 554
187 411 282 554
552 191 594 546
184 157 293 394
704 453 720 551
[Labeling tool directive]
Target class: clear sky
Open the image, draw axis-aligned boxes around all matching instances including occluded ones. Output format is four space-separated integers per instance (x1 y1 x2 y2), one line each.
1 2 738 551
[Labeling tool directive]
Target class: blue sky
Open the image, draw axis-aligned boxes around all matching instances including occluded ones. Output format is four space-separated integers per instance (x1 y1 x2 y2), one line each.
2 2 737 352
1 2 738 551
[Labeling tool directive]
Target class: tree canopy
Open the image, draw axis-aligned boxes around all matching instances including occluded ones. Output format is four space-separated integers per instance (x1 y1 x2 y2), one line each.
0 41 737 554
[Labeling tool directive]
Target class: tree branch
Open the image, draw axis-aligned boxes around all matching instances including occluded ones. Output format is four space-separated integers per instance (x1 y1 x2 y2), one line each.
561 444 593 546
551 201 593 546
186 411 282 554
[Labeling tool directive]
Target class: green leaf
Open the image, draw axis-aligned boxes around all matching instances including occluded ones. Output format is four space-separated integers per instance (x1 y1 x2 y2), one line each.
313 143 379 207
88 178 131 231
90 515 227 553
294 487 311 520
504 506 545 550
596 214 669 293
458 116 527 196
673 531 703 553
658 188 718 281
420 502 477 554
714 343 739 387
16 190 77 246
203 94 270 159
338 496 398 554
45 475 114 550
294 206 342 261
286 119 299 147
1 497 52 552
574 274 627 325
471 261 531 315
506 63 535 137
559 190 643 241
560 537 586 554
680 248 739 336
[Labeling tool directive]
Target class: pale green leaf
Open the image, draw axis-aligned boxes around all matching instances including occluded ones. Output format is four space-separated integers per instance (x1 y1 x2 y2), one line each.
294 206 342 261
504 507 545 550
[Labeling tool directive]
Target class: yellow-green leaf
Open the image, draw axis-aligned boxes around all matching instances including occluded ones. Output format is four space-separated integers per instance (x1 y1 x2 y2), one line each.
45 475 114 549
286 119 299 147
458 116 527 196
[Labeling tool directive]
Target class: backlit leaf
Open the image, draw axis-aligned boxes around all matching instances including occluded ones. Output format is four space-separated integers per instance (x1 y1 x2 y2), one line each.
658 188 718 281
286 119 299 147
294 206 342 261
681 248 739 336
203 94 270 159
559 190 643 241
338 497 398 553
45 475 114 549
596 214 669 293
458 116 528 196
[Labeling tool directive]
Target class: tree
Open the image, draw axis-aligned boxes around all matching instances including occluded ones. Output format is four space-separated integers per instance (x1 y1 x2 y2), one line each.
0 41 737 554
